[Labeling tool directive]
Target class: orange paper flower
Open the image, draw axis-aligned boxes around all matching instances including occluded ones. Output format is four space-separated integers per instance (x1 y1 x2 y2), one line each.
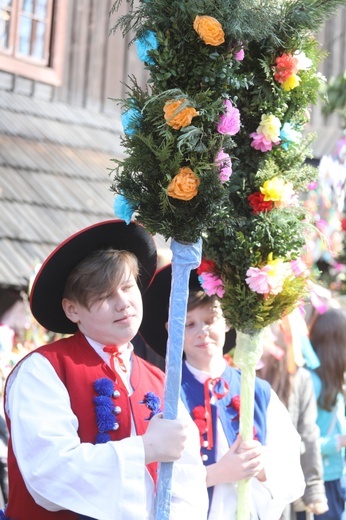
167 167 200 201
164 99 199 130
193 15 225 46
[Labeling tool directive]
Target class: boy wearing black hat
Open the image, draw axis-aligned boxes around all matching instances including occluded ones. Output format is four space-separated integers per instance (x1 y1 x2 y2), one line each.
1 221 208 520
140 265 305 520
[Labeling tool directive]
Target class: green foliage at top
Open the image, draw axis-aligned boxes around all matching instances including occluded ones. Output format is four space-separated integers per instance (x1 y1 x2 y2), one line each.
110 0 346 333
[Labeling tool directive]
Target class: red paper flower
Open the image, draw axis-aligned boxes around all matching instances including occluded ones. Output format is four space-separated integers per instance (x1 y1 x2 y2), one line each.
248 192 274 214
197 258 216 275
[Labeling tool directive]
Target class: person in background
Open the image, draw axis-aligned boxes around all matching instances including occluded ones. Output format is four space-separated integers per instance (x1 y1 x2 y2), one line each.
140 264 305 520
1 220 208 520
308 308 346 520
257 309 328 519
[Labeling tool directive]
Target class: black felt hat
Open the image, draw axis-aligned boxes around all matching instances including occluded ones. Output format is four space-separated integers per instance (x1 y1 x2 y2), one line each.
140 264 236 358
30 220 157 334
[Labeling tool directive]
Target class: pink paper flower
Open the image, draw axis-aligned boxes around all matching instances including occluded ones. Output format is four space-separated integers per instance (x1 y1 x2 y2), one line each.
217 99 241 136
198 272 225 298
234 48 244 61
245 266 271 294
249 132 274 152
290 258 308 277
215 149 233 182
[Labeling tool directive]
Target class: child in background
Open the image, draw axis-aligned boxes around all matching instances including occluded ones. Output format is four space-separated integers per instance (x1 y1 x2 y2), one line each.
308 308 346 520
140 265 305 520
258 311 328 519
1 220 208 520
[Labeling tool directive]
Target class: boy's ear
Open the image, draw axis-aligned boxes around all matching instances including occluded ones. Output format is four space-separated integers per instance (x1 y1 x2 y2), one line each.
62 298 80 324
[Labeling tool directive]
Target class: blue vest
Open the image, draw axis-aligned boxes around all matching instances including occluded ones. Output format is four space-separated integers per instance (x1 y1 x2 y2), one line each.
180 362 271 508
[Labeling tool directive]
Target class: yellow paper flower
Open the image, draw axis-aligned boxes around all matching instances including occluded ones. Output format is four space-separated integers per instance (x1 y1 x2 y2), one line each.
266 253 288 295
193 15 225 46
257 114 281 142
167 167 200 201
282 74 300 91
164 99 199 130
260 177 286 202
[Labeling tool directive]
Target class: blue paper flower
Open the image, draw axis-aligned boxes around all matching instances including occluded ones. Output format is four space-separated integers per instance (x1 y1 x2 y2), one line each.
121 107 142 136
135 30 158 64
113 194 139 224
280 122 301 150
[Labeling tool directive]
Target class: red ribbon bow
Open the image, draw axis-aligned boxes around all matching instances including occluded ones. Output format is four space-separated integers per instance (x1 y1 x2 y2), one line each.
103 345 127 373
203 377 229 450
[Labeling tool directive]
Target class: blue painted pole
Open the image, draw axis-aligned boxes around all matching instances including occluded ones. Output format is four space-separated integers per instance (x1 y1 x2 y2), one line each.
154 238 202 520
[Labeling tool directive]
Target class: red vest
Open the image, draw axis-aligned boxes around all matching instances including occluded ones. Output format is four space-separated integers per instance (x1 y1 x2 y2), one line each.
4 331 165 520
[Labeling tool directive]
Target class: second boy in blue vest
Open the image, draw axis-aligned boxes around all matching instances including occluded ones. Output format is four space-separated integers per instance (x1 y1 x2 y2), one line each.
140 265 305 519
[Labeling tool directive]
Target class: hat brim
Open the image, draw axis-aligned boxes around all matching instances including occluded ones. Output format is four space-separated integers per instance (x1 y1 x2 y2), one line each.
140 264 236 358
30 220 157 334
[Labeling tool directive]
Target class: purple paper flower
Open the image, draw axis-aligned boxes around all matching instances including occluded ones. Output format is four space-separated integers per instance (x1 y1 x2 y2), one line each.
217 99 241 136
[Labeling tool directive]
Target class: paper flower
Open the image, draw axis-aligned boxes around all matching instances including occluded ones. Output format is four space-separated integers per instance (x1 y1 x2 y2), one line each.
246 254 288 296
215 149 232 182
257 114 281 142
197 258 217 274
113 194 138 224
290 258 308 277
294 50 312 71
135 30 159 64
234 47 244 61
164 99 199 130
198 272 225 298
282 74 301 91
248 192 274 214
167 166 200 200
249 132 275 152
260 177 295 208
121 107 142 136
193 15 225 46
217 99 241 136
197 258 225 297
280 122 302 150
274 52 298 83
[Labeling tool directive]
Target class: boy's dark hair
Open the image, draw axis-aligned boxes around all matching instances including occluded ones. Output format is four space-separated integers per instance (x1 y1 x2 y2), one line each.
63 248 138 309
187 290 217 311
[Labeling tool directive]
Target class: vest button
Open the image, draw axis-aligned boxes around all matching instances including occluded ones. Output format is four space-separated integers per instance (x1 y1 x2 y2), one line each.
113 422 120 430
113 390 121 398
114 406 122 415
202 454 208 462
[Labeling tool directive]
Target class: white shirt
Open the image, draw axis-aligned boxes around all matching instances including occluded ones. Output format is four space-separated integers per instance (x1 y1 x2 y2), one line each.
5 340 208 520
185 360 305 520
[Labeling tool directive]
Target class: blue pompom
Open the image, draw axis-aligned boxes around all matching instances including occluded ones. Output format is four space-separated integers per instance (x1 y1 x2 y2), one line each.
94 378 114 397
96 432 111 444
141 392 162 420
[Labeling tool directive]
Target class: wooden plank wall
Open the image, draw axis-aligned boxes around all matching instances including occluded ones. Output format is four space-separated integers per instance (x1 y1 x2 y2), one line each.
0 1 345 131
